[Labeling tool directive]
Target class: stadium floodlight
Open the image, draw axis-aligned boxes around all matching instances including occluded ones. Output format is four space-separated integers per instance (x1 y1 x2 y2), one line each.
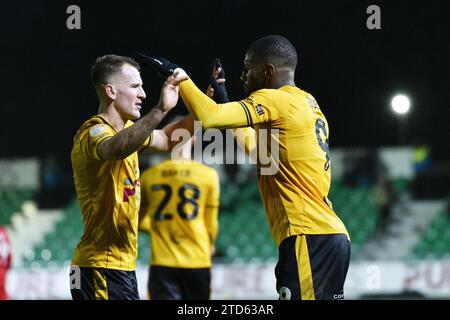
390 93 411 145
391 94 411 115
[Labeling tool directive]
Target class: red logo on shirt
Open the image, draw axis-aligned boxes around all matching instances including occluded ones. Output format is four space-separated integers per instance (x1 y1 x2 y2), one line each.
123 179 140 202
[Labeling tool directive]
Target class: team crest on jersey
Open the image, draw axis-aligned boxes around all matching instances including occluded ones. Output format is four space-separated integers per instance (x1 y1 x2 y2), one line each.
255 104 265 116
89 124 107 137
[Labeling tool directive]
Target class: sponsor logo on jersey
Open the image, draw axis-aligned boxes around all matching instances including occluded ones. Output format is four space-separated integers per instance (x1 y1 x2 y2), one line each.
123 179 140 202
255 104 265 116
89 124 107 137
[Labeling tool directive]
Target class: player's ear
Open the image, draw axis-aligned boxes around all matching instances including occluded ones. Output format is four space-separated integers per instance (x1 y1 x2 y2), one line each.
263 64 275 79
104 84 117 100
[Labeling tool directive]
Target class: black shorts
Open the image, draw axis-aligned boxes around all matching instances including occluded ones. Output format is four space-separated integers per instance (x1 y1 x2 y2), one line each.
70 266 139 300
275 234 351 300
148 266 211 300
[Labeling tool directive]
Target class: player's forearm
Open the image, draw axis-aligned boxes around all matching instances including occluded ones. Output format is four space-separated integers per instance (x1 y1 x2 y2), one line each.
206 207 219 243
163 114 195 136
180 79 220 126
209 228 218 244
100 106 168 159
180 79 252 130
164 114 195 151
145 130 169 152
138 206 151 234
138 222 151 234
146 115 195 153
180 79 250 129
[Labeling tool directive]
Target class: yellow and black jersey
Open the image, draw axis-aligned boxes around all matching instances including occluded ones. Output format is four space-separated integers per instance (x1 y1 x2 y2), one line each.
180 79 349 246
71 115 151 271
139 159 220 268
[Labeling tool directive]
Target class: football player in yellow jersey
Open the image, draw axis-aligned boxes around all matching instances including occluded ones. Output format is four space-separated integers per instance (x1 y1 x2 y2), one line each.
70 55 194 300
150 35 351 300
138 139 220 300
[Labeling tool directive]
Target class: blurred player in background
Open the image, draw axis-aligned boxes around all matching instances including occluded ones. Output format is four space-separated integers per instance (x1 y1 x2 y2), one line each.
145 35 351 300
0 225 12 300
138 134 220 300
137 62 224 300
70 54 193 300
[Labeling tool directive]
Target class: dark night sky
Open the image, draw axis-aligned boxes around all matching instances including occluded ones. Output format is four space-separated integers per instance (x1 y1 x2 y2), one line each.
1 0 449 160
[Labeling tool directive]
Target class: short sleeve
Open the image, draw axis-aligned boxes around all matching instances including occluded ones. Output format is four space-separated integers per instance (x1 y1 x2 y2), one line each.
79 124 115 160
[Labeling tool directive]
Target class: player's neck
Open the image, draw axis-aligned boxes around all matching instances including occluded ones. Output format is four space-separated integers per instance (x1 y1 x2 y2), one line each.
271 70 295 89
271 80 295 89
98 103 125 131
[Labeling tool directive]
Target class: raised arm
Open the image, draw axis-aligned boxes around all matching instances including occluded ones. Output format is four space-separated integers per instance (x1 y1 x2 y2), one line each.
179 78 251 129
136 54 253 130
97 73 181 160
206 61 257 157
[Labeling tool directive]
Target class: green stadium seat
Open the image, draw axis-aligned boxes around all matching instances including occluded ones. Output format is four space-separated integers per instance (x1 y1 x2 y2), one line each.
23 178 382 266
216 179 378 262
412 212 450 259
0 188 35 225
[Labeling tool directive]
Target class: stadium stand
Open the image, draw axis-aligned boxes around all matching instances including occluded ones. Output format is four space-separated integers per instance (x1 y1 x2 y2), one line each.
20 175 387 266
0 188 35 225
22 199 82 267
411 210 450 259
